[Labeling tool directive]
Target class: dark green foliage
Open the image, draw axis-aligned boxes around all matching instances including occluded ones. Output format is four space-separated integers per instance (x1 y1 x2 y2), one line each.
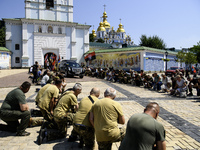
139 34 166 50
89 33 94 42
96 38 104 43
190 41 200 63
0 21 5 47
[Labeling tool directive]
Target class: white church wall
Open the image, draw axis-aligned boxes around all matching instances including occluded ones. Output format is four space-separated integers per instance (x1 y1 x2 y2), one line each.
27 24 34 66
34 34 66 66
11 24 22 68
76 29 84 63
65 27 72 60
44 10 56 21
31 9 39 19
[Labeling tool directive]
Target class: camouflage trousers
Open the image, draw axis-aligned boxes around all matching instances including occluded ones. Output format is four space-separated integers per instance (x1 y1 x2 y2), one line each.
46 112 74 141
73 123 95 149
97 126 126 150
29 117 44 127
39 108 53 122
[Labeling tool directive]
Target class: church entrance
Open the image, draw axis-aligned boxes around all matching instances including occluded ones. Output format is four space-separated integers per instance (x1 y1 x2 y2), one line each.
44 53 60 71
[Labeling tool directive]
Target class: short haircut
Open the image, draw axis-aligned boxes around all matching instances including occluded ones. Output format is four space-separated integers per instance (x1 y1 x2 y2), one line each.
145 102 160 113
21 81 31 89
73 83 82 91
104 87 116 99
54 79 62 85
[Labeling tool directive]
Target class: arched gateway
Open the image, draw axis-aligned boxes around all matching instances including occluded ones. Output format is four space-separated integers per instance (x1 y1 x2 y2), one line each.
44 53 60 71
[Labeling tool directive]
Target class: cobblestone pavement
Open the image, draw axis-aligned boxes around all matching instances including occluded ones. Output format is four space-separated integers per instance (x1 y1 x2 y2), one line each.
0 70 200 150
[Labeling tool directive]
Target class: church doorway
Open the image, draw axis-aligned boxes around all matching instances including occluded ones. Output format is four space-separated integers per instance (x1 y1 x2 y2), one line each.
44 53 60 71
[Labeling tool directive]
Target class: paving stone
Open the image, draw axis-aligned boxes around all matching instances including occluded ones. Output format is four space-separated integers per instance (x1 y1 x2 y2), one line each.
0 71 200 149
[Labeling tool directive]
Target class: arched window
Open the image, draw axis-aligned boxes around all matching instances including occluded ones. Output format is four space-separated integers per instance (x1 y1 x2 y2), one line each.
48 26 53 33
15 44 20 50
38 26 42 33
58 27 62 34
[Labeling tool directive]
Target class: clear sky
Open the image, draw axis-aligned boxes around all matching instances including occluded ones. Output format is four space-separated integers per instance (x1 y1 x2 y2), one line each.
0 0 200 49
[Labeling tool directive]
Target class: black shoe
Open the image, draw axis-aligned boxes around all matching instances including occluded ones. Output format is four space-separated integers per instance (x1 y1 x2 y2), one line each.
16 131 30 136
68 135 77 142
38 129 46 145
187 93 193 96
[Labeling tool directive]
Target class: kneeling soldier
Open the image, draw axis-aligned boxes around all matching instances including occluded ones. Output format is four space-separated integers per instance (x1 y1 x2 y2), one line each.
73 88 100 149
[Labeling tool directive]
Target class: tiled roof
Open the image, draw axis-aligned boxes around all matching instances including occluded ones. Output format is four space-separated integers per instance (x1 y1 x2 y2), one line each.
0 47 11 52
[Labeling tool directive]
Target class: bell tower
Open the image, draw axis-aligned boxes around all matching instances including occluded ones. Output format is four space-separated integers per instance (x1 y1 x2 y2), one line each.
25 0 73 22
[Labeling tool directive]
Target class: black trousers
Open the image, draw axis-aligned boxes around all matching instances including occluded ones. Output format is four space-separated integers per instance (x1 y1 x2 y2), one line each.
0 109 30 134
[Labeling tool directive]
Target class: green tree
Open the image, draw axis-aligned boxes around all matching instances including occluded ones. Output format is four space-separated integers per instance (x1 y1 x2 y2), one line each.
185 51 197 65
175 50 186 65
175 49 197 67
189 41 200 63
96 38 104 43
139 34 166 49
0 21 6 47
89 33 94 42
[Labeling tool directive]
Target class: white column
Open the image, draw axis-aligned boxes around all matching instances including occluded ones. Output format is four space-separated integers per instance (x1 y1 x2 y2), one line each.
71 26 77 60
84 28 89 53
22 22 29 67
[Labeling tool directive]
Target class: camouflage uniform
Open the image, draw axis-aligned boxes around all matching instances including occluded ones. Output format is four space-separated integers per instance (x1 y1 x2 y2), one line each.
97 127 126 150
73 124 95 149
45 91 77 141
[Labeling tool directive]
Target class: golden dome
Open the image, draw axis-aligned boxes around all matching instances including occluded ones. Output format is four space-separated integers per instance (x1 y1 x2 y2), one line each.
97 22 106 32
103 20 110 29
103 11 107 18
92 29 96 37
117 23 125 33
102 11 110 29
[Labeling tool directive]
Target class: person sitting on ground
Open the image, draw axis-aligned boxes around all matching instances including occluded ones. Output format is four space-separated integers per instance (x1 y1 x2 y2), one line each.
187 77 197 96
135 73 142 86
161 74 170 92
40 72 50 87
187 77 200 96
0 81 31 136
90 87 126 150
59 74 67 94
172 75 187 97
119 102 166 150
153 73 162 91
73 87 100 149
144 75 153 88
38 83 82 144
37 68 43 83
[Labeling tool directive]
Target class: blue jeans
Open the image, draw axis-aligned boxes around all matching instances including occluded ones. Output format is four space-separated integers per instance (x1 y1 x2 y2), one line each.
153 82 162 91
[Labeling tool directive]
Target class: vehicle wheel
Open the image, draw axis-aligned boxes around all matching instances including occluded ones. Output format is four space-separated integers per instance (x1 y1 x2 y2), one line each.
79 75 84 79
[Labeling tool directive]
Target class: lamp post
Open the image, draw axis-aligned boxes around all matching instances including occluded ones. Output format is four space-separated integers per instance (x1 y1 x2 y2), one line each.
165 51 168 71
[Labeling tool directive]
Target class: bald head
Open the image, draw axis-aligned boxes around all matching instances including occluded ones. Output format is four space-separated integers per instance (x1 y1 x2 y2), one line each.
90 87 100 98
144 102 160 119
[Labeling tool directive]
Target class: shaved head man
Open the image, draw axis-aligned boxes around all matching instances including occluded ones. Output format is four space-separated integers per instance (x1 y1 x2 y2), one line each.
73 87 100 149
119 102 166 150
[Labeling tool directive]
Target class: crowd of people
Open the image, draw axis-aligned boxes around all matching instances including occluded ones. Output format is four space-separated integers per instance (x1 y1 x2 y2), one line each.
0 63 168 150
84 66 200 98
1 62 200 149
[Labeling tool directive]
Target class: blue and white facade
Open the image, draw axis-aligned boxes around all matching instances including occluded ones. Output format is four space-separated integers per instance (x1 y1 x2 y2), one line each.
4 0 90 68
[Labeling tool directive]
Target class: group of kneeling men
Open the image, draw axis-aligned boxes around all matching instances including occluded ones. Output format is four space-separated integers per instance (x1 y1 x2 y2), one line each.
0 80 166 150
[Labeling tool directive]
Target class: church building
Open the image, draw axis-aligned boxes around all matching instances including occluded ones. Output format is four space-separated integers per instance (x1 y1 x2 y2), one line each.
3 0 90 68
91 6 134 48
